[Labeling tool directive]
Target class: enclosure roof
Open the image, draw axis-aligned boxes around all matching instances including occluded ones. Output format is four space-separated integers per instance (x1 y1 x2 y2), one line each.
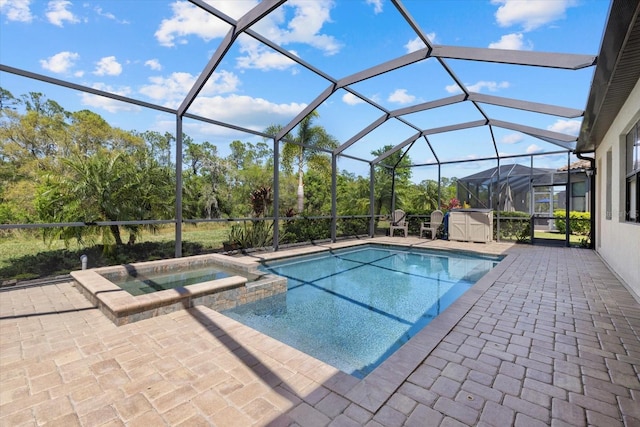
458 164 554 183
1 0 626 172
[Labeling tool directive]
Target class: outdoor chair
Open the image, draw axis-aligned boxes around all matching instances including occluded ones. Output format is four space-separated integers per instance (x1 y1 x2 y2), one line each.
420 209 444 239
389 209 408 237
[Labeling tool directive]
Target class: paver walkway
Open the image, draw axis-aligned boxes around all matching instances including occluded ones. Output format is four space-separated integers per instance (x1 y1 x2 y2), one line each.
1 241 639 426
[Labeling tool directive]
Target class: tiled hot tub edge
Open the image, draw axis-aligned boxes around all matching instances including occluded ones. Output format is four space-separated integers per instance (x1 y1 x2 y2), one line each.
71 255 287 326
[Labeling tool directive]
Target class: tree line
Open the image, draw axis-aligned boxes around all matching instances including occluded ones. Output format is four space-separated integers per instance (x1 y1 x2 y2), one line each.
0 88 456 246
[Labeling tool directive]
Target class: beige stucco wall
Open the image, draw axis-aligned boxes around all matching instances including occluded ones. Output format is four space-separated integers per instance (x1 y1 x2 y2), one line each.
595 77 640 299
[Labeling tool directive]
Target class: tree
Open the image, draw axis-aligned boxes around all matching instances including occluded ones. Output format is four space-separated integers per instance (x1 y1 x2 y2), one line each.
407 179 439 213
0 87 19 112
1 91 68 170
440 176 458 207
36 149 174 247
371 145 412 224
182 140 228 219
1 91 70 224
336 170 370 215
266 111 338 213
139 130 174 167
224 140 276 217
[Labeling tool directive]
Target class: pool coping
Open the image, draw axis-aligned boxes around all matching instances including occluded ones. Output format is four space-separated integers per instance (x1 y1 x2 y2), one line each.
234 238 516 412
346 249 516 411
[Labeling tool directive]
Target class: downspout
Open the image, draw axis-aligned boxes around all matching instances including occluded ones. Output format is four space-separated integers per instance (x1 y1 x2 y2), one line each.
565 152 571 248
576 152 596 249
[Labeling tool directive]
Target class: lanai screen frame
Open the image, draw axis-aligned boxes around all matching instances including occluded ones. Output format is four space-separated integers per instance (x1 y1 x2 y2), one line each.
1 0 608 257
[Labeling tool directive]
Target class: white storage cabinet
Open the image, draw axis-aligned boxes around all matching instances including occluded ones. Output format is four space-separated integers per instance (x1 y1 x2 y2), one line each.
448 209 493 243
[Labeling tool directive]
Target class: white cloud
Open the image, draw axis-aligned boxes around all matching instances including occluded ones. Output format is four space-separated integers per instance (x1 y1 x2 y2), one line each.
46 0 79 27
342 92 364 105
0 0 33 22
139 71 241 106
93 56 122 76
491 0 577 32
145 59 162 71
155 0 248 47
138 70 307 130
155 0 341 56
547 119 580 135
93 6 128 23
404 32 436 53
366 0 383 14
93 6 114 20
274 0 342 56
388 89 415 104
526 144 543 154
80 83 139 113
405 37 425 53
488 33 533 50
445 83 462 94
501 133 523 144
189 94 306 130
236 37 297 71
369 93 382 104
468 80 510 93
39 51 79 74
445 80 509 94
444 154 483 168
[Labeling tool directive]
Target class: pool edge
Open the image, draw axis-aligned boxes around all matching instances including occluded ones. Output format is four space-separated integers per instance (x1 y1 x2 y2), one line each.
344 251 517 412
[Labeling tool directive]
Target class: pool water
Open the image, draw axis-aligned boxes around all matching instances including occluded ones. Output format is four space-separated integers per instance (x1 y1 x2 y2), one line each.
222 245 501 378
109 266 232 296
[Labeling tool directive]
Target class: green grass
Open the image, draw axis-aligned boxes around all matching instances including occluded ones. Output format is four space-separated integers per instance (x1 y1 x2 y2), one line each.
533 230 585 244
0 223 234 282
0 222 590 282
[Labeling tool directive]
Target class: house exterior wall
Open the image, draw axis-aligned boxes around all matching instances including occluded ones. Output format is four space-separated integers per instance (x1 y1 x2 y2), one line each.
595 77 640 299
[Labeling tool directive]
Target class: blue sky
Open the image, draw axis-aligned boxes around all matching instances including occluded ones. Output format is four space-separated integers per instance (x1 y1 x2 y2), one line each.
0 0 611 182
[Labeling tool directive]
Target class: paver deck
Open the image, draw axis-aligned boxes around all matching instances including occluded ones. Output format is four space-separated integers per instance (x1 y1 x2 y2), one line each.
1 238 639 426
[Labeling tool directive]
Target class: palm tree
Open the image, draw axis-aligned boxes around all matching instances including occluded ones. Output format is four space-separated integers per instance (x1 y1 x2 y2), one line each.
410 179 439 212
371 145 412 226
36 150 173 247
266 111 338 213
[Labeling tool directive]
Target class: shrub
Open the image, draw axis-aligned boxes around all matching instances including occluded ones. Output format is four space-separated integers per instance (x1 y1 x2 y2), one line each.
280 217 331 244
227 220 274 249
338 217 369 237
553 210 591 236
494 211 531 243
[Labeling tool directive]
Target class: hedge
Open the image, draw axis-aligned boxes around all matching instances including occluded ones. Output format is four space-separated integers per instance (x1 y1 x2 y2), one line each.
553 210 591 236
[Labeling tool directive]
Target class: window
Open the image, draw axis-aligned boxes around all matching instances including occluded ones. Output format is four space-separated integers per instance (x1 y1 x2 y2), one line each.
625 119 640 222
571 181 586 212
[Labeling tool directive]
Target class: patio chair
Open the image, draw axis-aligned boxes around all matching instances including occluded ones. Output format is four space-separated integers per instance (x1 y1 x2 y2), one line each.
420 209 444 239
389 209 408 237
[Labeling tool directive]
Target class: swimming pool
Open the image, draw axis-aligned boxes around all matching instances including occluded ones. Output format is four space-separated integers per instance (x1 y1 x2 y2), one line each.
222 244 502 378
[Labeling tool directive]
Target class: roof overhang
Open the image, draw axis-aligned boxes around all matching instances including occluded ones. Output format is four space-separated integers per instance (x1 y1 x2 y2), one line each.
577 0 640 152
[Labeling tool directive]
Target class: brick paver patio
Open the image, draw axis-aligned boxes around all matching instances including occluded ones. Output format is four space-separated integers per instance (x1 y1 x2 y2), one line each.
1 239 639 426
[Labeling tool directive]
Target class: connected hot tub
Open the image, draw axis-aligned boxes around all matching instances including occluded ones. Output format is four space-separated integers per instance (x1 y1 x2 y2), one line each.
71 253 286 326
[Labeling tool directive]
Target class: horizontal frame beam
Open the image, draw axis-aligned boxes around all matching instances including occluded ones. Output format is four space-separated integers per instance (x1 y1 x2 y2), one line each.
431 45 597 70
